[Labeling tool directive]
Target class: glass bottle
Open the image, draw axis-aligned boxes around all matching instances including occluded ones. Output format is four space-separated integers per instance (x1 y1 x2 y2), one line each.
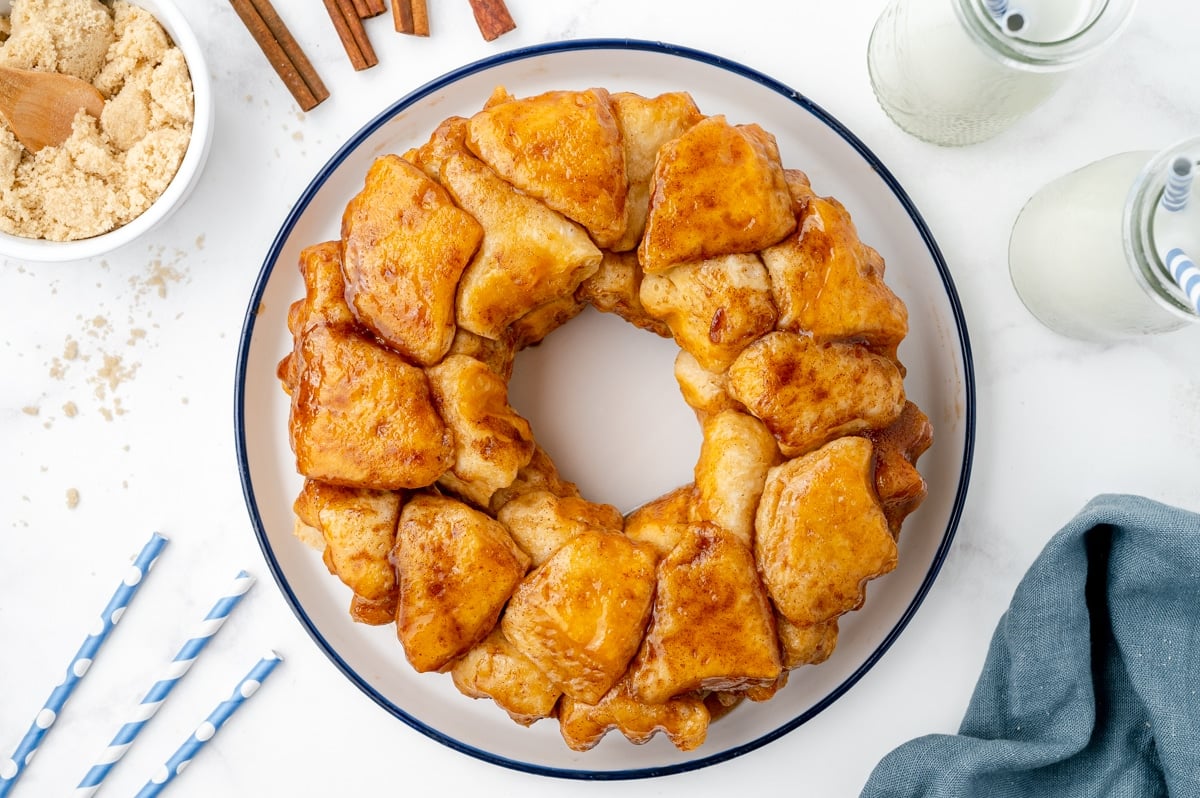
867 0 1137 146
1008 137 1200 341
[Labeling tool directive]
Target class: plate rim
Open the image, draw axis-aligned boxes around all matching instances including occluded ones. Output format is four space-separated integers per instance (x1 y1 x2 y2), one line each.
233 37 977 781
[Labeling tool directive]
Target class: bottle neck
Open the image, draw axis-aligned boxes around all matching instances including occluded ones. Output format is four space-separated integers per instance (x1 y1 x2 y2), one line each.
1125 138 1200 323
953 0 1138 71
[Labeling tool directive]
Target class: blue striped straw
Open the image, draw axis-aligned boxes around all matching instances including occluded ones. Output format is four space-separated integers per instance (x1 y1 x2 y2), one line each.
74 571 256 797
0 533 168 798
133 652 282 798
1161 156 1194 213
984 0 1008 17
1164 248 1200 315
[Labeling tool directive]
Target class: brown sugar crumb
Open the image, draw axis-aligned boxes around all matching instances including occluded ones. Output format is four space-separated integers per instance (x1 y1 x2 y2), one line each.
0 0 195 241
63 401 78 417
94 352 138 395
66 488 80 508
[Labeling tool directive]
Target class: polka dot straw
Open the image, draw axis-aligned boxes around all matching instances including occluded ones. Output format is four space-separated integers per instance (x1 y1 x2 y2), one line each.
74 571 256 797
133 652 282 798
0 533 168 798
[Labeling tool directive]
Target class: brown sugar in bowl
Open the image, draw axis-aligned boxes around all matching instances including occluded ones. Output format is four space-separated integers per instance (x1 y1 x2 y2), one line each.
0 0 213 263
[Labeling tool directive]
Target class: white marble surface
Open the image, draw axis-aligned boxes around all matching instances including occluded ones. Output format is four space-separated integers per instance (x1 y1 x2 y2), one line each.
2 0 1199 795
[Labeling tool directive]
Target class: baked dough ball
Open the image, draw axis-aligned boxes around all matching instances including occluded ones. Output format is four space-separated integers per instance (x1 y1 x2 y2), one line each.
487 444 581 514
293 479 400 624
755 437 897 627
341 154 482 365
866 400 934 535
624 483 696 558
629 522 781 703
576 250 671 338
672 349 741 422
693 409 781 546
510 293 586 350
468 87 628 248
289 240 356 333
640 252 778 373
727 331 905 457
608 90 704 252
392 494 530 672
777 616 839 669
497 489 623 567
639 115 795 273
410 116 603 339
502 530 657 704
451 627 561 726
427 354 535 508
289 324 453 490
277 240 355 394
447 327 516 381
762 178 908 354
558 671 710 751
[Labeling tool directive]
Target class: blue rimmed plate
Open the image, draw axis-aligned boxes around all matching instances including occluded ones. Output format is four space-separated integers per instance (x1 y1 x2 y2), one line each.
234 39 974 779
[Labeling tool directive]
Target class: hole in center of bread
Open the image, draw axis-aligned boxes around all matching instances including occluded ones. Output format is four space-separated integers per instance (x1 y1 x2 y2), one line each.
508 306 701 514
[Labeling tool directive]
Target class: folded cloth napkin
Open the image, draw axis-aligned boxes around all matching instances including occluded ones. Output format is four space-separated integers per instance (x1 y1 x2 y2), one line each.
860 494 1200 798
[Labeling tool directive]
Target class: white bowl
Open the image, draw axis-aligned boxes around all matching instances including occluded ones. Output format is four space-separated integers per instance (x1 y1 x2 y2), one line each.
0 0 213 263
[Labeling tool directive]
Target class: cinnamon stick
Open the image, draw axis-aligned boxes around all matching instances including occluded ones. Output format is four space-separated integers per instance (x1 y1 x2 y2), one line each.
411 0 429 35
393 0 430 35
362 0 387 17
467 0 515 41
228 0 328 110
323 0 379 70
349 0 371 17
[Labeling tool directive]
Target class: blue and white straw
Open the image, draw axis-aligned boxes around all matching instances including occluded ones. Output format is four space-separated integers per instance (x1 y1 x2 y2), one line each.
1161 156 1194 213
1165 248 1200 315
133 652 282 798
983 0 1007 16
0 533 168 798
74 571 256 797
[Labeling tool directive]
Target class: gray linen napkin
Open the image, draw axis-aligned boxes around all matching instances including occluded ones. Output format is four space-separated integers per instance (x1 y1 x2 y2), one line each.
860 493 1200 798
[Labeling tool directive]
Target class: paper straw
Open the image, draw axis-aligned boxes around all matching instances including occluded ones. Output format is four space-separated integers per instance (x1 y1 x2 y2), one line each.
0 533 168 798
1164 248 1200 314
133 652 282 798
984 0 1007 17
1161 156 1194 213
74 571 256 797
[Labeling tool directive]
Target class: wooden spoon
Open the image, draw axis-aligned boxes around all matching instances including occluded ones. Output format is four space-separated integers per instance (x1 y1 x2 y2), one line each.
0 65 105 153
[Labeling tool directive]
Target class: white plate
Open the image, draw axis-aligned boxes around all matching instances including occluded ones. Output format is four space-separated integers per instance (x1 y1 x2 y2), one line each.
235 40 975 779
